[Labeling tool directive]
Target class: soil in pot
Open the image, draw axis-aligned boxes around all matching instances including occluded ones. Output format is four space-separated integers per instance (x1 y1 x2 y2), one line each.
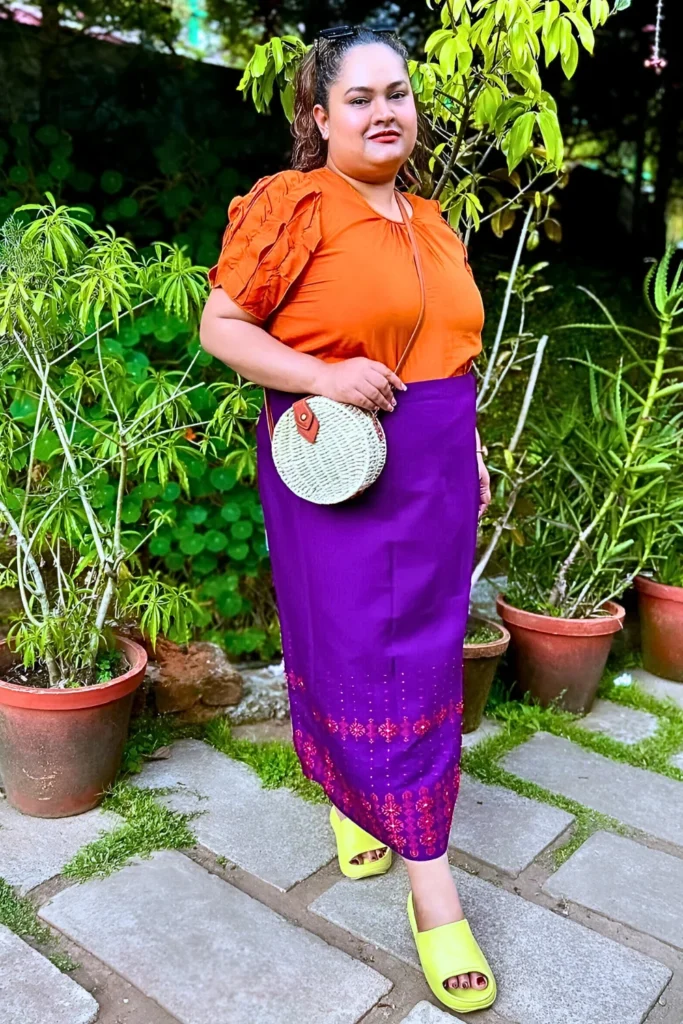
462 617 510 733
0 637 147 818
496 597 625 714
635 576 683 682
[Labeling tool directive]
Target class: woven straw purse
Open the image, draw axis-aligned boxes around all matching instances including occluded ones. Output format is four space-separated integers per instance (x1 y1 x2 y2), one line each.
264 190 426 505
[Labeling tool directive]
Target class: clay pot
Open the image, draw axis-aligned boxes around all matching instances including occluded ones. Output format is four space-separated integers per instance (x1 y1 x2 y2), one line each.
462 616 510 733
0 637 147 817
496 596 625 714
635 576 683 682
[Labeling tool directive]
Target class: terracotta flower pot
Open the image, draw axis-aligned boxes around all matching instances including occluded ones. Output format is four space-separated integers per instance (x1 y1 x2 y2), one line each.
0 636 147 818
635 575 683 682
462 616 510 733
496 596 625 714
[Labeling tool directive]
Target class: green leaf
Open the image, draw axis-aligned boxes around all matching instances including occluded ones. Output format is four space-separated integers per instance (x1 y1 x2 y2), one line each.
220 502 241 523
180 534 205 556
185 506 208 525
536 108 564 167
506 111 535 171
227 542 249 561
210 466 237 491
149 536 171 556
560 29 579 78
34 429 60 461
280 82 295 123
231 520 253 541
271 37 284 73
204 529 228 553
568 11 595 53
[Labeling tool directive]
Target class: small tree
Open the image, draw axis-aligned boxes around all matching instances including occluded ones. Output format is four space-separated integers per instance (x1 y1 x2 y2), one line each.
240 1 626 239
0 196 251 686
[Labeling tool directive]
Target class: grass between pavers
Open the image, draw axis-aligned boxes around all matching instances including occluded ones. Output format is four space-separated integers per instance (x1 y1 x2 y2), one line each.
59 655 683 883
62 783 199 882
464 655 683 864
0 877 77 972
60 712 325 883
205 717 327 803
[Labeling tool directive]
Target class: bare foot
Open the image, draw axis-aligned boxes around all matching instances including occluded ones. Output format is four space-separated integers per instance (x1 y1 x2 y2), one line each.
406 853 488 992
333 808 388 865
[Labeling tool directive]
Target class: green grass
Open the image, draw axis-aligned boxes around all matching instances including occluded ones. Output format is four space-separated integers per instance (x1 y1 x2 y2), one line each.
462 657 683 864
205 717 327 803
461 723 628 866
62 782 198 881
57 648 683 885
0 877 77 972
60 710 326 883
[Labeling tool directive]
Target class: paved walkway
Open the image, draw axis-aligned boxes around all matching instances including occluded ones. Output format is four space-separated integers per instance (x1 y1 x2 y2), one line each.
2 667 683 1024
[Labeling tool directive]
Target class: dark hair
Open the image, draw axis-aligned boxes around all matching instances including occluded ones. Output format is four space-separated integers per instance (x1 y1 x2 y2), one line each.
291 28 430 190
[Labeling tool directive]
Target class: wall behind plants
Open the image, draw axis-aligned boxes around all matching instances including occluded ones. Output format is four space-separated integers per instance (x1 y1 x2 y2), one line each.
0 18 292 662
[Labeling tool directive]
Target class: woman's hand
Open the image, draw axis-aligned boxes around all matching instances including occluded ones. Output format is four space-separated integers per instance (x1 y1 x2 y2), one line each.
313 358 406 413
476 433 491 519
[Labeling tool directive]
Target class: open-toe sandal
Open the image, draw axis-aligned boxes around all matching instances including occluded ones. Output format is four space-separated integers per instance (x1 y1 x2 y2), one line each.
407 891 497 1013
329 807 393 880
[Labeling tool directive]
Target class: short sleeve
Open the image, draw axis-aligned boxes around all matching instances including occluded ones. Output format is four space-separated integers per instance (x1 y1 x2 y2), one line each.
208 170 323 322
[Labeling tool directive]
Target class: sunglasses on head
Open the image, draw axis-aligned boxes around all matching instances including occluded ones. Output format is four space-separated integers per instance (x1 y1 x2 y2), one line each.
318 24 396 42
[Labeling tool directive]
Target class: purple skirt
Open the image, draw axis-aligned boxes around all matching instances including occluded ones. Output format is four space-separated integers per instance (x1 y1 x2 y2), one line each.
256 374 479 860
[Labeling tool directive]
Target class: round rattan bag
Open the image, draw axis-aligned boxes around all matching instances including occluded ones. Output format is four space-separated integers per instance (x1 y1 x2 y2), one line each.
271 396 387 504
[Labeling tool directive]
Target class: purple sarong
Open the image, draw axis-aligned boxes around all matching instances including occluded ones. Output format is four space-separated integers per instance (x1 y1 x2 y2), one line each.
256 374 479 860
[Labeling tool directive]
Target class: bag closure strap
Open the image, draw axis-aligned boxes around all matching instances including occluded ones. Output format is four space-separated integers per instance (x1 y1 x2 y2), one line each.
265 188 427 442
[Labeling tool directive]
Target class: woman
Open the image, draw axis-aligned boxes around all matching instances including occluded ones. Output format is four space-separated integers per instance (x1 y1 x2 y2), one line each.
200 25 495 1013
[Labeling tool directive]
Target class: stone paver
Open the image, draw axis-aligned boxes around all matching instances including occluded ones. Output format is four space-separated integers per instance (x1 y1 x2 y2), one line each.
399 1002 455 1023
0 799 120 894
310 861 671 1024
461 718 501 749
631 668 683 710
545 831 683 950
672 751 683 771
449 776 573 875
502 732 683 847
136 739 335 890
0 924 98 1024
580 698 658 744
40 850 391 1024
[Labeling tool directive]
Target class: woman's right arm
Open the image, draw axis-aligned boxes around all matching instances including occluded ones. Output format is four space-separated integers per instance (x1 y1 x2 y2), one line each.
199 287 404 413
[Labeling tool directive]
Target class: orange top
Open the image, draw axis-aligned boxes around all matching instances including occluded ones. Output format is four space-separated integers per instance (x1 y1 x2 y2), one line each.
208 165 484 384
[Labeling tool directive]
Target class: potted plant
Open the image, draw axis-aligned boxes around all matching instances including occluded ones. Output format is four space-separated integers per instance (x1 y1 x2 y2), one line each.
635 473 683 680
462 617 510 732
0 196 242 816
497 248 683 712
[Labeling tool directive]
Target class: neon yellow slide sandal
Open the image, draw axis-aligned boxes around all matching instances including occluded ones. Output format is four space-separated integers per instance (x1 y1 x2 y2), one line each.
329 807 393 880
407 891 497 1013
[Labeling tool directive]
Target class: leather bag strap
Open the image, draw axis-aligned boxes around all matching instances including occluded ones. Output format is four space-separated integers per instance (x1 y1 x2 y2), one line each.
264 188 427 441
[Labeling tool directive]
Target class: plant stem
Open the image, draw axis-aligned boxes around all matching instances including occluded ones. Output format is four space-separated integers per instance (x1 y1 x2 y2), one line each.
0 500 59 684
508 334 548 453
477 204 534 406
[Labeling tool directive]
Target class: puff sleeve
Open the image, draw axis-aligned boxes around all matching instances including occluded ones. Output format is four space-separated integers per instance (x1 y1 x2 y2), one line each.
208 170 323 323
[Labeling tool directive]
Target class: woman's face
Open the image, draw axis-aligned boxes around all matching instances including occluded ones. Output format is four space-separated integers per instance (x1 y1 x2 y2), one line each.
314 43 418 181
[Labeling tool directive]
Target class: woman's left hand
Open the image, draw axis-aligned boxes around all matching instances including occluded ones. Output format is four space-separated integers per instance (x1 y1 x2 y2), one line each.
476 435 491 519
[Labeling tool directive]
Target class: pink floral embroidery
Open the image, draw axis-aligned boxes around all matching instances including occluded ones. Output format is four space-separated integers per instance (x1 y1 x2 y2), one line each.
378 717 399 742
413 715 431 737
293 728 460 861
349 719 366 739
286 668 305 691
